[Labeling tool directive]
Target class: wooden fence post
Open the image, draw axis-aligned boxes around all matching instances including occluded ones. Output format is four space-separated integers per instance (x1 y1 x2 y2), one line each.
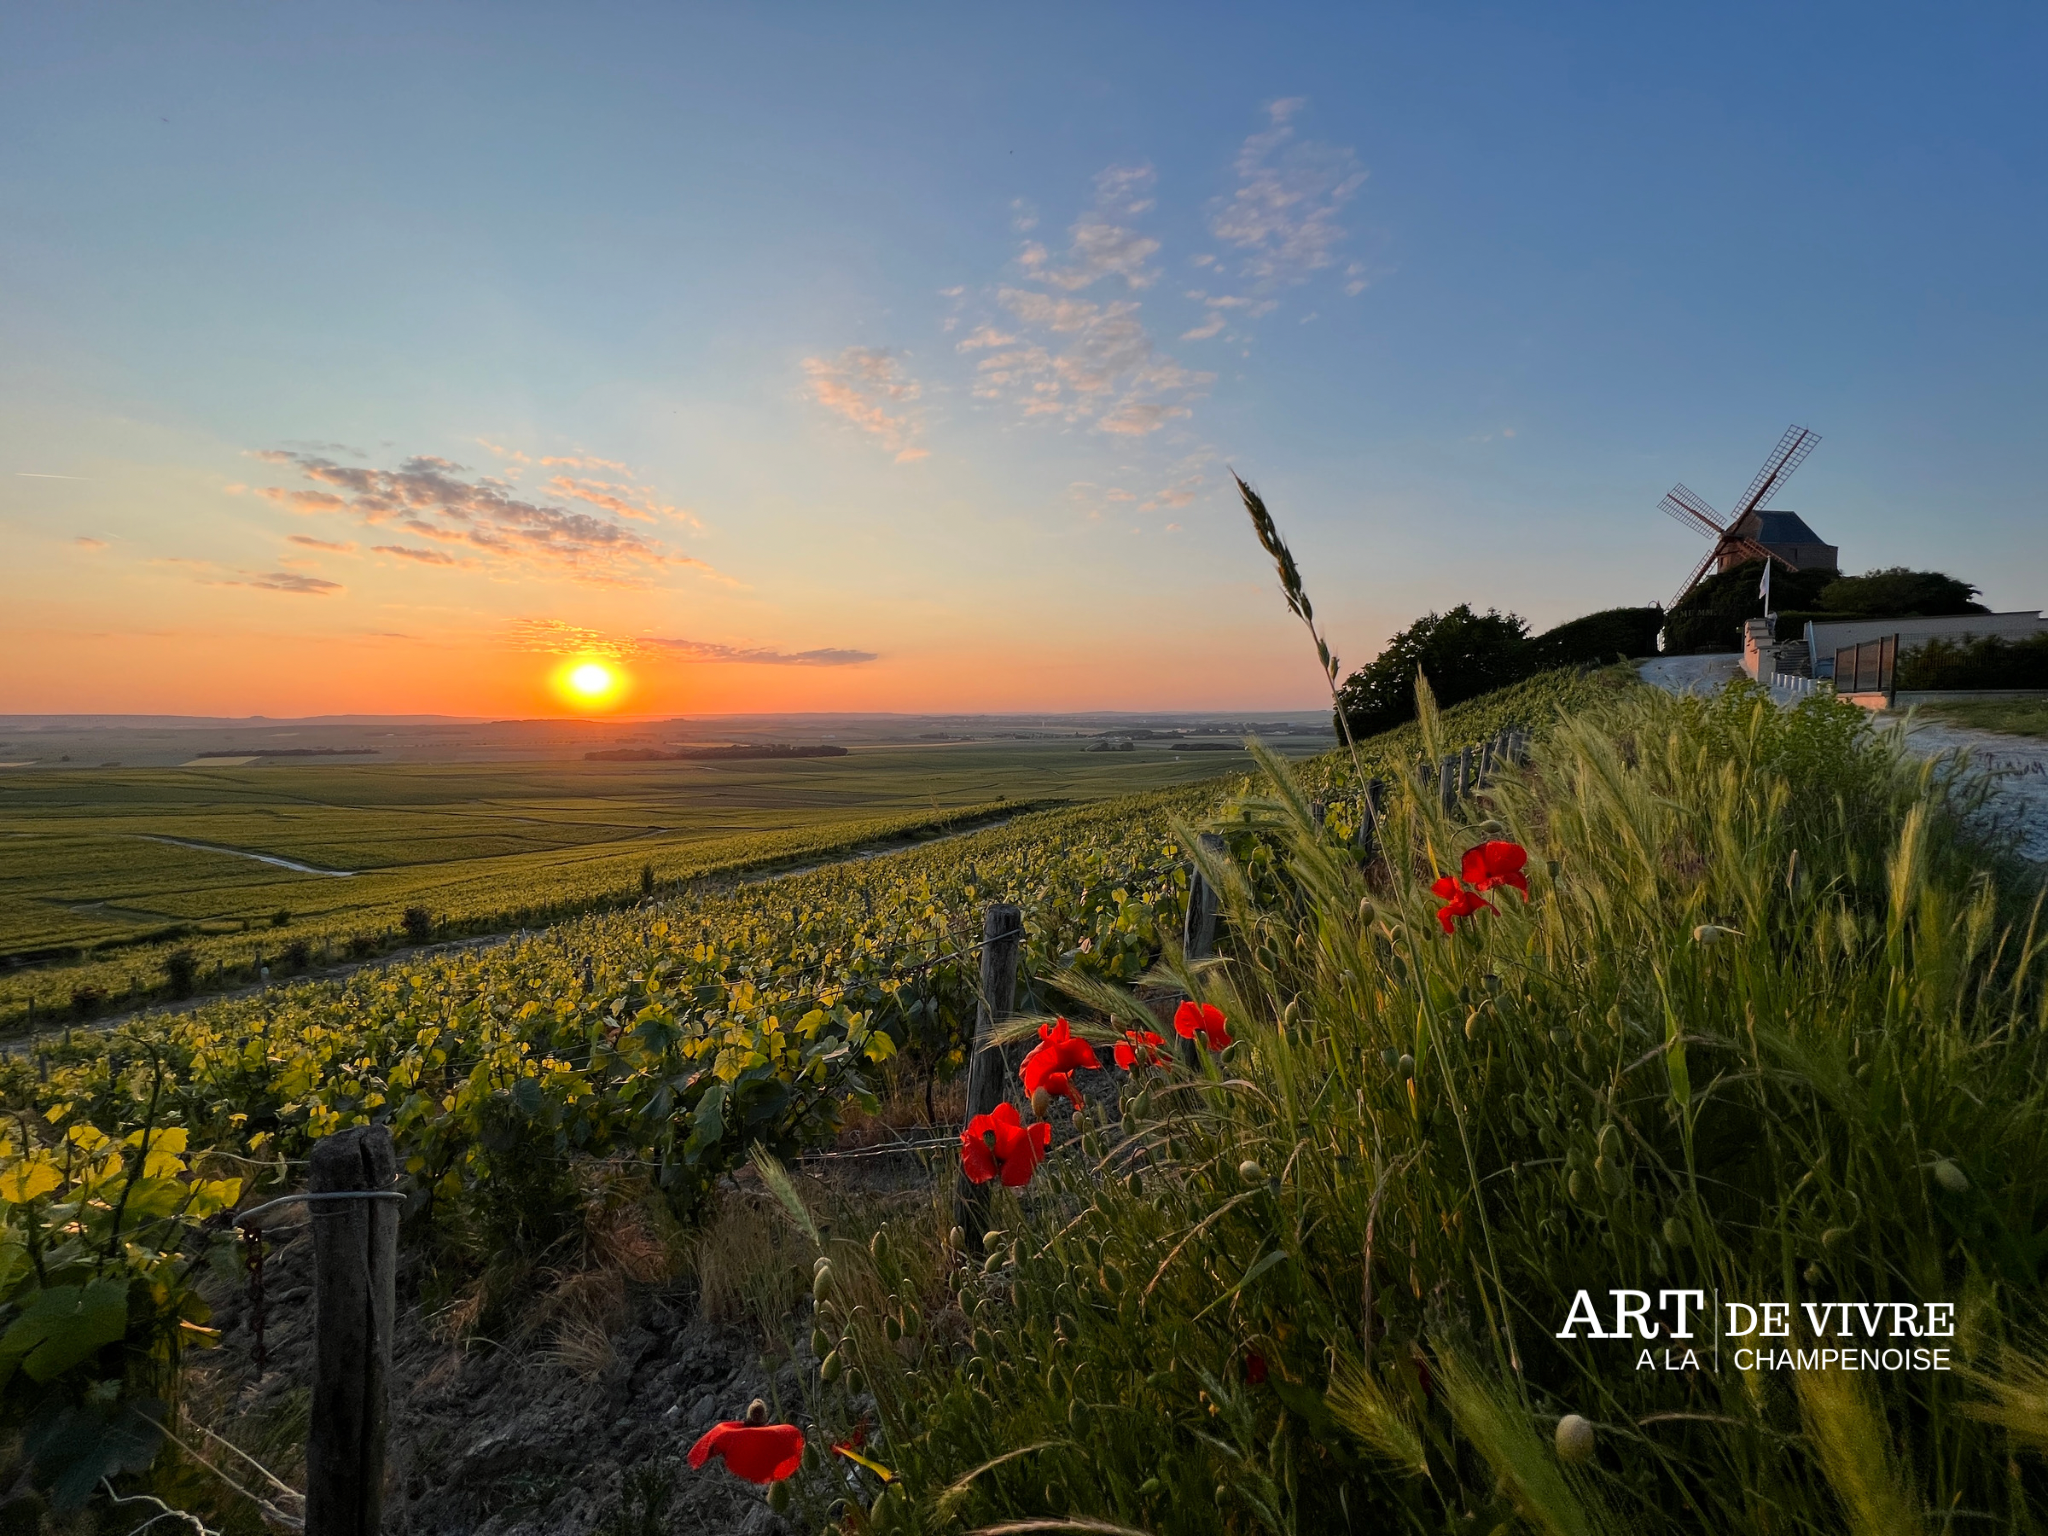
1354 778 1385 864
1179 833 1226 1067
306 1125 399 1536
953 904 1024 1257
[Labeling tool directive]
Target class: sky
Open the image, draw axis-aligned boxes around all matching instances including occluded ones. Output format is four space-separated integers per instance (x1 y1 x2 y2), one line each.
4 2 2045 718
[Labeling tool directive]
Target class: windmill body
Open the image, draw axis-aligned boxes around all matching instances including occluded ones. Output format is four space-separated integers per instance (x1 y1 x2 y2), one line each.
1658 426 1838 612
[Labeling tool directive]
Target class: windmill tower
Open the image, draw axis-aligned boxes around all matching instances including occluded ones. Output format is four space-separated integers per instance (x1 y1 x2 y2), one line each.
1658 425 1836 610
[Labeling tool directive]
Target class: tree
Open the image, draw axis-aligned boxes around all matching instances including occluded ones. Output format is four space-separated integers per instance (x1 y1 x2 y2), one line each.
1818 567 1984 617
401 906 434 945
1334 605 1530 739
1525 606 1664 670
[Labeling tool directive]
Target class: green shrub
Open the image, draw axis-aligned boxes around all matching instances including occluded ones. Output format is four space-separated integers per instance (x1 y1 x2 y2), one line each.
401 906 434 946
162 949 198 1000
1334 605 1532 737
1819 566 1984 617
852 682 2046 1534
1897 632 2048 691
1524 604 1663 669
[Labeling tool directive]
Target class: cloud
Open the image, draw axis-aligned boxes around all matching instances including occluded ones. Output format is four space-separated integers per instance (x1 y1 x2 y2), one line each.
372 544 463 565
1180 314 1226 341
73 536 109 551
543 475 700 528
1017 165 1160 292
967 288 1211 434
958 164 1211 436
643 638 879 666
1208 99 1366 295
246 449 714 587
229 570 343 595
18 472 91 480
511 618 876 667
287 534 355 552
539 454 629 472
803 348 928 462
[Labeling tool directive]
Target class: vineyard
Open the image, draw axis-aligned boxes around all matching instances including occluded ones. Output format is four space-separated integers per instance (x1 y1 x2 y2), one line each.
0 666 1623 1526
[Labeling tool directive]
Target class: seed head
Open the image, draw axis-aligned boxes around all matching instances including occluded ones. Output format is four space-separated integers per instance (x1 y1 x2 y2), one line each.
1555 1413 1596 1463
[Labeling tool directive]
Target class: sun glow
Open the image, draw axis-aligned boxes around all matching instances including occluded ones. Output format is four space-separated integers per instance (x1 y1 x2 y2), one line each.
552 657 629 711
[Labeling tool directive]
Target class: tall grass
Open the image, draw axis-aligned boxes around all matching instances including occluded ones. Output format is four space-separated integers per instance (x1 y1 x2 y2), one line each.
834 681 2048 1534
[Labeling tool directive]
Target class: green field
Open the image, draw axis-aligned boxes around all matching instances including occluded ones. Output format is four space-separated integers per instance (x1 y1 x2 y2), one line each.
0 737 1322 1023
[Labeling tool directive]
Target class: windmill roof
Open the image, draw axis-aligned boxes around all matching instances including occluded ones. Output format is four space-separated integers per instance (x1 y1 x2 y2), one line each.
1741 510 1827 545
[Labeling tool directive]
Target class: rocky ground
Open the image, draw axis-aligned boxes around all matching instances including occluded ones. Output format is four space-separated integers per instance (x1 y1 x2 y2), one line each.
184 1139 954 1536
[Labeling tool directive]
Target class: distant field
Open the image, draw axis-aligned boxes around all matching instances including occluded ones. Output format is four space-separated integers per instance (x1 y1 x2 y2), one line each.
0 737 1319 1024
1918 698 2048 738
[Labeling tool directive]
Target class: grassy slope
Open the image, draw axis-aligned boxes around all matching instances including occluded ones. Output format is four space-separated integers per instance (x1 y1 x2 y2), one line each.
821 682 2048 1535
1919 698 2048 738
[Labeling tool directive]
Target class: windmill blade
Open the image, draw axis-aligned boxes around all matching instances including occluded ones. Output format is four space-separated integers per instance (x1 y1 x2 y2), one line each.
1668 545 1720 611
1733 424 1821 520
1659 483 1727 539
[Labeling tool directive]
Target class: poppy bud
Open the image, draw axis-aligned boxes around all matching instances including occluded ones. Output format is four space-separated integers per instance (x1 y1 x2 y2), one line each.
1567 1169 1588 1202
815 1254 831 1276
871 1229 891 1265
1661 1218 1690 1249
884 1314 901 1342
1597 1124 1621 1159
901 1303 920 1336
983 1230 1005 1250
1238 1159 1265 1183
1555 1413 1595 1463
768 1481 792 1513
813 1265 835 1302
745 1398 769 1426
1934 1159 1969 1193
1068 1399 1088 1433
1803 1262 1823 1286
802 1445 820 1473
846 1367 866 1394
820 1351 843 1383
1692 923 1741 945
1464 1011 1483 1042
1031 1087 1052 1120
1397 1054 1415 1080
1357 899 1375 924
1102 1262 1125 1294
1481 972 1501 994
1821 1226 1850 1251
948 1226 967 1253
811 1327 831 1356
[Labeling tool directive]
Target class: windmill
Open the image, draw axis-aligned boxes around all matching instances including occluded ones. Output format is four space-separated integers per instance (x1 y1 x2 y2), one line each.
1658 424 1826 611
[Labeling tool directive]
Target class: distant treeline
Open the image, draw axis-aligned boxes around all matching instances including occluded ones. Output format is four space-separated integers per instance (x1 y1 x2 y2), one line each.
191 747 381 758
585 743 851 762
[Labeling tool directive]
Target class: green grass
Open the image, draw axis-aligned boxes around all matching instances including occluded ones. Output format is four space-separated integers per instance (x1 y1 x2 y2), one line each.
0 740 1320 1027
1917 697 2048 738
821 682 2048 1535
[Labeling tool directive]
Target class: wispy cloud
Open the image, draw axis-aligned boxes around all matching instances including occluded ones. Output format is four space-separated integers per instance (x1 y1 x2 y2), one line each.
512 618 877 667
18 472 91 480
245 449 716 587
642 637 879 666
73 536 109 551
1208 99 1366 295
957 162 1214 436
372 543 464 565
802 348 929 462
1017 166 1162 292
287 534 355 553
233 570 343 594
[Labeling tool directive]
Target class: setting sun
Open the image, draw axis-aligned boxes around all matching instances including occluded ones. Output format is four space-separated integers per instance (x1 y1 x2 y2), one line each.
552 657 628 711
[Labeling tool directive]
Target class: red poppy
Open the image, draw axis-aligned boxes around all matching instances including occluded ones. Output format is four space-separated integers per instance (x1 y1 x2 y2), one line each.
1113 1028 1170 1070
959 1101 1053 1187
1037 1070 1083 1111
1021 1018 1101 1100
687 1422 806 1484
1460 840 1529 897
1245 1352 1269 1385
1173 1000 1232 1052
1435 886 1493 934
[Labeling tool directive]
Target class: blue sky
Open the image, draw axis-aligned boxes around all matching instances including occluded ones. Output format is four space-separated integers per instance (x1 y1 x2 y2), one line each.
4 3 2044 715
